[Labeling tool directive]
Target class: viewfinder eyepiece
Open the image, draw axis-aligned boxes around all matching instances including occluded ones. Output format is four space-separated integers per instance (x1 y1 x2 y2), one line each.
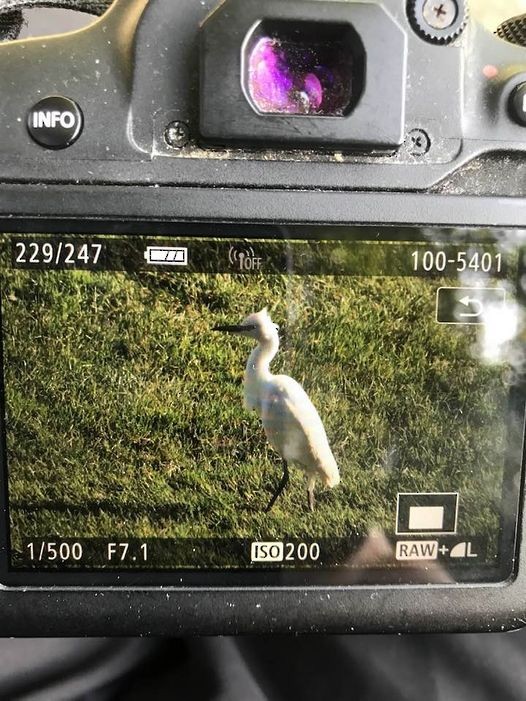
245 21 360 117
200 0 407 150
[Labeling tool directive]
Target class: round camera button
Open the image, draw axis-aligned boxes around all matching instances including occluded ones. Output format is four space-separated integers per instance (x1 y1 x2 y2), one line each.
509 83 526 126
27 96 83 149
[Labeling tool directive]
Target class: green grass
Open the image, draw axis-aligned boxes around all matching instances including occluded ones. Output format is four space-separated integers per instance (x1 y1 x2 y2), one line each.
1 264 509 563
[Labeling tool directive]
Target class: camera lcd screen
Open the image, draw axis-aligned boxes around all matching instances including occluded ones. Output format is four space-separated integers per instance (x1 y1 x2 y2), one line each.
0 227 523 586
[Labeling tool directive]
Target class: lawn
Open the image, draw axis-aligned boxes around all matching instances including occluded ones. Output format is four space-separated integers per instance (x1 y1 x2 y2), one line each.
1 257 510 564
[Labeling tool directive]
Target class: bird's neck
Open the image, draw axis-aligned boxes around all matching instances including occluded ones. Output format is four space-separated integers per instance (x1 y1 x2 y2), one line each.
248 335 279 377
244 335 279 412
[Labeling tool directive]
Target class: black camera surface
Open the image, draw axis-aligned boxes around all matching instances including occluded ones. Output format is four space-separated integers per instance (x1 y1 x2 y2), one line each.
0 0 525 636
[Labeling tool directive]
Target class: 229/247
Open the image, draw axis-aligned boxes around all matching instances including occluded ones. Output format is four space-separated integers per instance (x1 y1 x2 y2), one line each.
13 240 103 268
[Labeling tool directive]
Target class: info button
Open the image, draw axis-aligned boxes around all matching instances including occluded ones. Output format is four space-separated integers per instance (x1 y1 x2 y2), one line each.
27 96 83 150
436 287 506 325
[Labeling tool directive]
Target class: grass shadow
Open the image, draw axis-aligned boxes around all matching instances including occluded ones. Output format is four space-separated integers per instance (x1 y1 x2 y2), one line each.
11 499 187 520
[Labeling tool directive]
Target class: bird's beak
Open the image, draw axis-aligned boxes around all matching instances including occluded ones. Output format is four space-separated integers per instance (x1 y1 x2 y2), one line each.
213 324 256 333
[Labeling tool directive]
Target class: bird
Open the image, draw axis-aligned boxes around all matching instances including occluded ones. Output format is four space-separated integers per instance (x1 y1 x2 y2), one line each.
214 308 340 511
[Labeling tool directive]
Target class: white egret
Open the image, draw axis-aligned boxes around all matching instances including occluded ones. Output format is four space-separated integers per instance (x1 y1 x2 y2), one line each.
214 308 340 511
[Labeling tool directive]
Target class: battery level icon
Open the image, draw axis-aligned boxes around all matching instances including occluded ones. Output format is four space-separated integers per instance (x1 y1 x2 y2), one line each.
144 246 188 266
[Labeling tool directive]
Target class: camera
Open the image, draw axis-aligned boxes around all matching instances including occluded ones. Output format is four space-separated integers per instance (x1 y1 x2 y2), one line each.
0 0 525 636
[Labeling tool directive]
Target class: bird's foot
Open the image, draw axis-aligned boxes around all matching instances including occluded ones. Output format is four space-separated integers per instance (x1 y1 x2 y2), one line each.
264 498 275 514
264 461 289 513
307 489 315 512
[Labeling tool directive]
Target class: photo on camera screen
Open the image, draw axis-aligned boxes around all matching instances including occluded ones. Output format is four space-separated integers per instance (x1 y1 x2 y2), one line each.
0 230 523 583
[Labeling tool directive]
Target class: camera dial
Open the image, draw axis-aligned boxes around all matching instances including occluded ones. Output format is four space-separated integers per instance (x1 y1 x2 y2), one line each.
408 0 468 44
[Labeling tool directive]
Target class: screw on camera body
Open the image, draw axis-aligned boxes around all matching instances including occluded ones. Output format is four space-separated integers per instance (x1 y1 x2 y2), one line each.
408 0 467 44
406 129 431 156
422 0 458 30
164 121 190 149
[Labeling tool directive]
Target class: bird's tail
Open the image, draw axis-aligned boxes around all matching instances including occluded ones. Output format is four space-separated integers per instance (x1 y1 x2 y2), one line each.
322 456 340 489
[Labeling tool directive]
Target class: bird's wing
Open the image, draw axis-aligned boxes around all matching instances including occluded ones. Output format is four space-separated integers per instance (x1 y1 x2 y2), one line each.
261 376 339 486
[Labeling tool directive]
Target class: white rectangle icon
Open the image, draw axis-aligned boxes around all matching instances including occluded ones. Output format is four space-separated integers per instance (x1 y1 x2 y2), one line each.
144 246 188 266
250 541 284 563
395 541 439 561
408 506 444 531
396 492 459 535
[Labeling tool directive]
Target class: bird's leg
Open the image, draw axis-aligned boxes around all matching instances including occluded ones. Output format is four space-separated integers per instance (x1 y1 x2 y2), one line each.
265 460 289 513
307 476 316 512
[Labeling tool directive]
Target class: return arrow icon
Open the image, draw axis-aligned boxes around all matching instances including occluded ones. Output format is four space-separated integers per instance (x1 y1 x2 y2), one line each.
458 296 484 319
436 287 506 325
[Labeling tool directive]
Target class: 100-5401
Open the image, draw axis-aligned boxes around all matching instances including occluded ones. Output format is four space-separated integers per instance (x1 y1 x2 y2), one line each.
412 250 503 274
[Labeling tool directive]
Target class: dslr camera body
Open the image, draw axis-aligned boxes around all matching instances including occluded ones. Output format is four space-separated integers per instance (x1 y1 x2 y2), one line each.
0 0 525 635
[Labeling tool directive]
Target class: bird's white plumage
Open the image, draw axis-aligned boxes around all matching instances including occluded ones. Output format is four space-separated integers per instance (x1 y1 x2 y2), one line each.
260 376 340 487
237 308 340 490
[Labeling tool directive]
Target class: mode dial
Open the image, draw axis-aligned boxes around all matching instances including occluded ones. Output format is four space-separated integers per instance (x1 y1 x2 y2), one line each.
408 0 468 45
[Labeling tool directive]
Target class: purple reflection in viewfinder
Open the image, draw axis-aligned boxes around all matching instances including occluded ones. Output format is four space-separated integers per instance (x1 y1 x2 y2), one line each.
247 35 352 116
